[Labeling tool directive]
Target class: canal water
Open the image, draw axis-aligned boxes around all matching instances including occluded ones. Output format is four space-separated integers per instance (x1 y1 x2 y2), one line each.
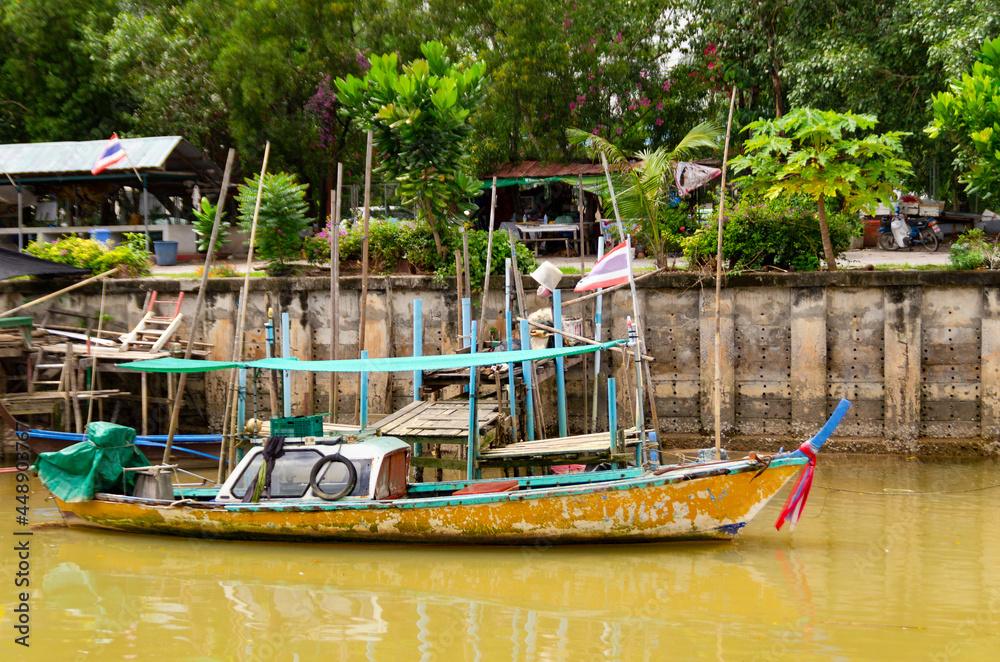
1 455 998 661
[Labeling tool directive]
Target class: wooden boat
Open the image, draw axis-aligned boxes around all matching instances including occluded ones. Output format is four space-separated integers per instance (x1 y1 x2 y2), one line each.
48 401 847 544
36 344 850 544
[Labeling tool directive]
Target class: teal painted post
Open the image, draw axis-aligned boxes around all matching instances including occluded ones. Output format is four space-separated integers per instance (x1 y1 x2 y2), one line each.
553 289 568 437
412 299 423 473
519 319 536 441
467 321 479 480
412 299 423 402
237 368 246 434
504 259 518 441
360 350 369 430
462 298 471 349
281 312 292 417
607 377 618 465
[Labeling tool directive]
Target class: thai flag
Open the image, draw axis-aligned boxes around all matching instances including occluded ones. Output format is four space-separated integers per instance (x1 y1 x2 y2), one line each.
574 240 632 291
91 133 126 175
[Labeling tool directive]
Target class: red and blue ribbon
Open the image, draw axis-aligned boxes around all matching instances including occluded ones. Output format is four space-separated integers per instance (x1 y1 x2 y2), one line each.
775 439 818 530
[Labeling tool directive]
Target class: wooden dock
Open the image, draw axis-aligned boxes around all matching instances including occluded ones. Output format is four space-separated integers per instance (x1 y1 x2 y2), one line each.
478 429 640 469
374 399 504 472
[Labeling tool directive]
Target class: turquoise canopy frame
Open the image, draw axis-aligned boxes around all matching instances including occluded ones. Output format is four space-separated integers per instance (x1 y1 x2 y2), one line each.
117 341 624 374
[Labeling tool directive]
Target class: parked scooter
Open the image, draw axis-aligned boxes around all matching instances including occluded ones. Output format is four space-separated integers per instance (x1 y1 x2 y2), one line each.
876 214 943 252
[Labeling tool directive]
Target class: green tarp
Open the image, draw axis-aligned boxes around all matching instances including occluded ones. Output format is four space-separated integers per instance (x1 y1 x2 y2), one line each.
117 340 624 374
32 422 151 503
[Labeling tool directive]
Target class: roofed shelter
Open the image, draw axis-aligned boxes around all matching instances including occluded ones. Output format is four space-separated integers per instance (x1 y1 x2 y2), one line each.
479 161 628 257
0 136 223 252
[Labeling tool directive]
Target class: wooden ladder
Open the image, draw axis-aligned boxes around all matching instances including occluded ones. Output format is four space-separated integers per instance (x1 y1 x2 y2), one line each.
27 343 84 432
119 291 185 353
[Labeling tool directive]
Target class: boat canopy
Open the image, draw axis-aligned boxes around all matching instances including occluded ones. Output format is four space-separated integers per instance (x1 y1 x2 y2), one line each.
116 340 625 374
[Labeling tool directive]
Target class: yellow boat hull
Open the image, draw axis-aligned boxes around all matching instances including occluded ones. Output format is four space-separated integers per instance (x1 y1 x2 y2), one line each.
55 458 804 544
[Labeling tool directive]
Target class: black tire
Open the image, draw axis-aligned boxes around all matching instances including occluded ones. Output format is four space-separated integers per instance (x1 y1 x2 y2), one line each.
918 229 939 252
309 454 357 501
877 232 897 251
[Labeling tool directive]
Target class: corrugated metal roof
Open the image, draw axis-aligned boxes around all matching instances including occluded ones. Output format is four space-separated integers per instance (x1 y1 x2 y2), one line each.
486 160 632 178
0 136 215 177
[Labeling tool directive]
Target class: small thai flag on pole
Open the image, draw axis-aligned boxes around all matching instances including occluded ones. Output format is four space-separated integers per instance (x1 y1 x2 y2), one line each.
574 240 632 291
91 133 127 175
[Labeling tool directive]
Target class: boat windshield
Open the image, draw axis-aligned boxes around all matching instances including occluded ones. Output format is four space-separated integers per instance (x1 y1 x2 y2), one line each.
229 448 372 500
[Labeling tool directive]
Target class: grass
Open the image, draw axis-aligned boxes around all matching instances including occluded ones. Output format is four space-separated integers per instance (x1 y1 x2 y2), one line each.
871 263 949 271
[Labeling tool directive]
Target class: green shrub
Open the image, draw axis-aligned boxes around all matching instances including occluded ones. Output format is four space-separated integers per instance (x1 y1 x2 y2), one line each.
681 194 860 271
237 172 309 275
636 202 697 256
432 225 538 289
306 217 536 284
24 233 151 277
949 228 993 270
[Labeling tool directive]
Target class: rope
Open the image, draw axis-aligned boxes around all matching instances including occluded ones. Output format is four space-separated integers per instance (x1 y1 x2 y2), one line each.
815 483 1000 496
85 276 109 427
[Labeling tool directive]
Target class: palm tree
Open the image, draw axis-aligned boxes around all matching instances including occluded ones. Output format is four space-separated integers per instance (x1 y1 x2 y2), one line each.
567 122 722 266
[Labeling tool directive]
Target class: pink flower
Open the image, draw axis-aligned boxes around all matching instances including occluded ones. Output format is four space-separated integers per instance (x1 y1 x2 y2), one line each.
662 80 672 91
656 101 664 110
640 97 650 107
615 32 623 43
570 101 577 110
655 118 663 126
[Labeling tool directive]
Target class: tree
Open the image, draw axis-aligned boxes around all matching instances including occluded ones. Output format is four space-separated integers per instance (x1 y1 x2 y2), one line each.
926 36 1000 201
730 108 912 271
567 122 721 267
0 0 127 142
335 42 486 256
236 172 309 275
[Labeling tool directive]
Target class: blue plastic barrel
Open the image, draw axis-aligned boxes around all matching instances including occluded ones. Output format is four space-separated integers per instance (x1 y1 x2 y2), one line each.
153 240 179 266
90 228 112 246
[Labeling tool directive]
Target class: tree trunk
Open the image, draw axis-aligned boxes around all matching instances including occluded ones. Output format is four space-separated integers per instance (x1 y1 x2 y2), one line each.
426 203 444 257
817 196 837 272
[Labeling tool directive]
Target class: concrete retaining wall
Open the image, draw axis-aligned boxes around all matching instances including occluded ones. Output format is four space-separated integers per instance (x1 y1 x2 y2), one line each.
5 269 1000 454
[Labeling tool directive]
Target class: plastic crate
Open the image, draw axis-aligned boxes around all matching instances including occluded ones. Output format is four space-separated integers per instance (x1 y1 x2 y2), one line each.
269 414 326 437
919 203 944 217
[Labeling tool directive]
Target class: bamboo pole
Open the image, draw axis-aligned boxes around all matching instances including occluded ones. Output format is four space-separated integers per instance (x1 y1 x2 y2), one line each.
85 276 109 427
161 148 235 464
714 87 738 461
507 228 545 439
218 142 270 482
0 267 119 318
600 156 653 457
578 174 586 268
455 249 464 315
476 176 498 348
329 163 343 421
462 226 471 301
356 131 373 425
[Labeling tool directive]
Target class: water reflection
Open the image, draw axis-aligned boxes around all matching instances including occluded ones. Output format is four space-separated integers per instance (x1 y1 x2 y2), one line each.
2 457 1000 661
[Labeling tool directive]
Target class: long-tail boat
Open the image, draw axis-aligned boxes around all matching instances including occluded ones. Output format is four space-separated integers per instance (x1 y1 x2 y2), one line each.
30 343 848 544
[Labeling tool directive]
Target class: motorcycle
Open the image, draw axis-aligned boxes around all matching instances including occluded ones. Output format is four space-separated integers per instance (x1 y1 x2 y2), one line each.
876 213 943 252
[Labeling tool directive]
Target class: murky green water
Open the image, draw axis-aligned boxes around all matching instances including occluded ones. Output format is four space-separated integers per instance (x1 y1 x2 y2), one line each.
1 456 999 661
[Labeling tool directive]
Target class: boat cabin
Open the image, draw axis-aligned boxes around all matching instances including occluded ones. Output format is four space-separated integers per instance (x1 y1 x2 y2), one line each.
213 436 411 503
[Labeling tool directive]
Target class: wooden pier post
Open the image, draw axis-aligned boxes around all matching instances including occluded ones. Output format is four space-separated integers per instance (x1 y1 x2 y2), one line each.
553 288 568 437
467 321 479 480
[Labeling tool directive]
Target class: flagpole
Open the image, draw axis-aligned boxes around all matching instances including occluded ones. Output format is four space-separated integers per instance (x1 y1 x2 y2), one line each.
115 135 143 183
600 154 648 465
714 87 738 461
